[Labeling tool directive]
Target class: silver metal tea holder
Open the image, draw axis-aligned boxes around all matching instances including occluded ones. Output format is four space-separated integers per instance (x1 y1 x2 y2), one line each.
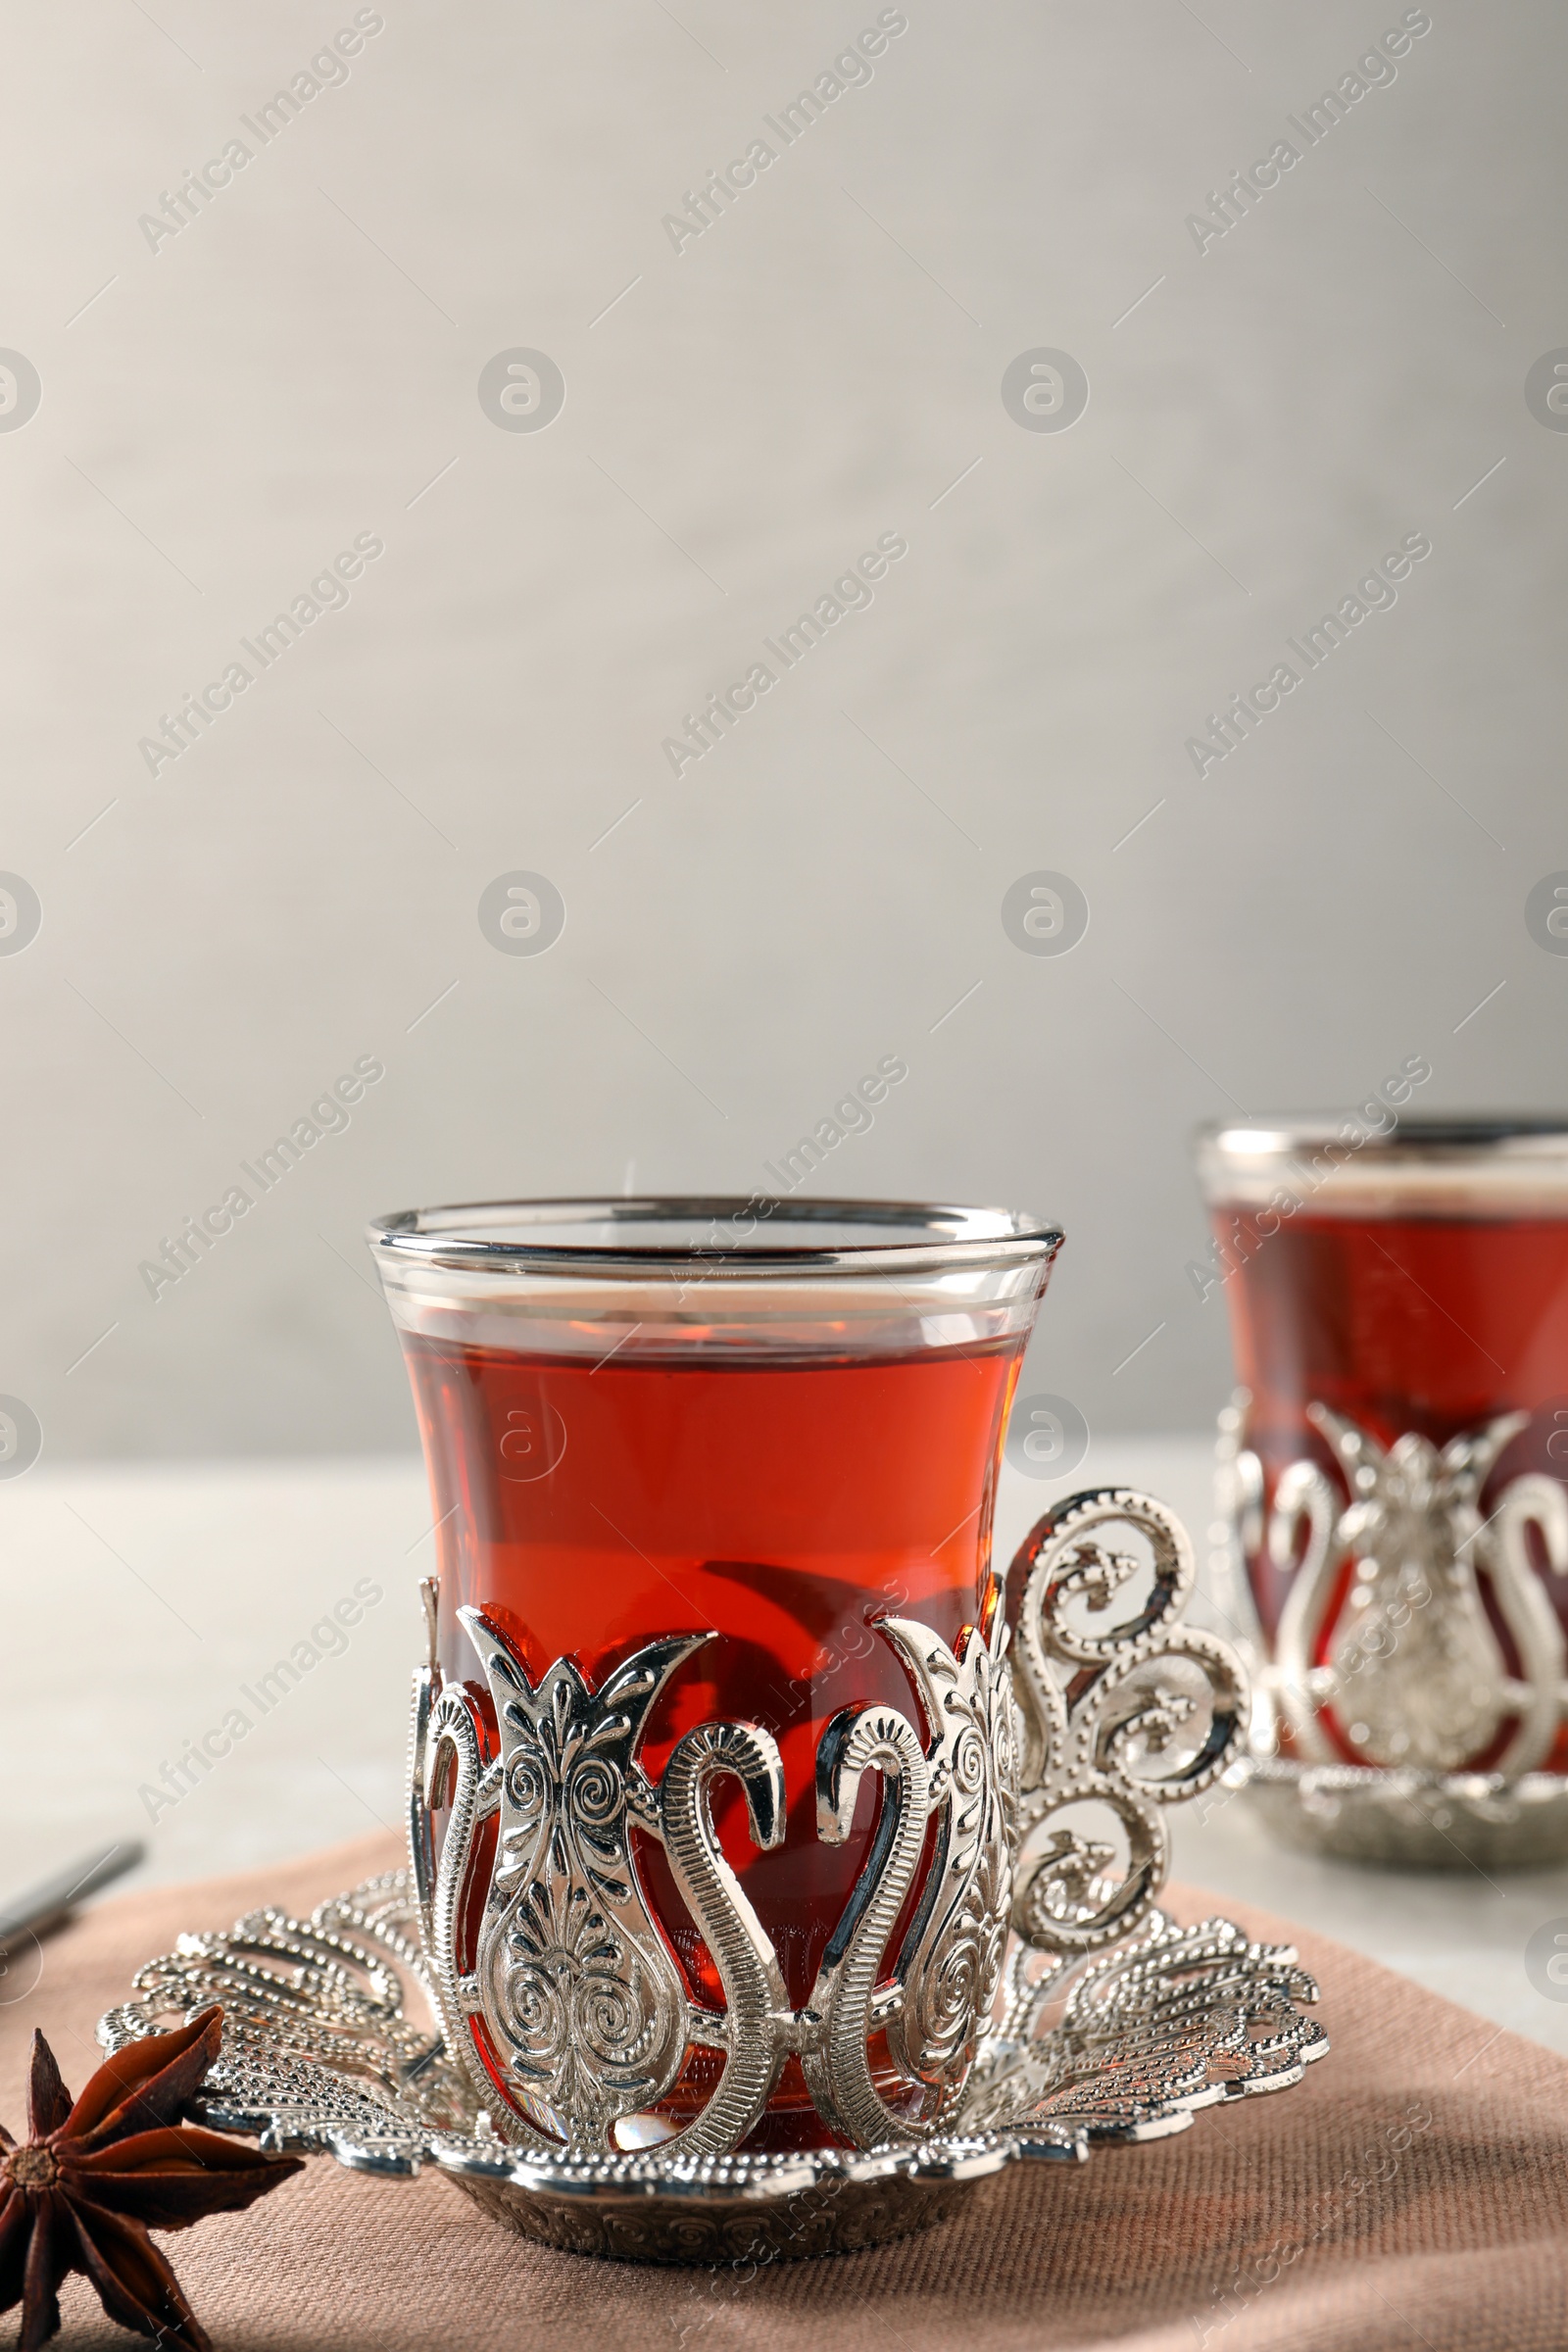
100 1489 1327 2262
1215 1393 1568 1867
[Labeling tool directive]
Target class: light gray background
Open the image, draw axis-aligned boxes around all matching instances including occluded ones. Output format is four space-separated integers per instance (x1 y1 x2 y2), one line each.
3 0 1565 1463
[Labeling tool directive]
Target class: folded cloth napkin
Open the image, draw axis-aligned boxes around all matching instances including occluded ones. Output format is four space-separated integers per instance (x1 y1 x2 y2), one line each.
2 1831 1564 2352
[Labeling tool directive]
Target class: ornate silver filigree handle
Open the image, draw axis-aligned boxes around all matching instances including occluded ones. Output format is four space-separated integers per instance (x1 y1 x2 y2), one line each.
1007 1488 1249 1955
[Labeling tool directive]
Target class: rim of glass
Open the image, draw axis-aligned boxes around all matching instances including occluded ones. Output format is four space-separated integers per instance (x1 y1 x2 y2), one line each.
1197 1117 1568 1160
367 1197 1064 1278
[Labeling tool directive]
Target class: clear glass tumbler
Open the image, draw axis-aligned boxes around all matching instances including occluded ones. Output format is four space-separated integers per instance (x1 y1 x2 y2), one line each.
1195 1120 1568 1815
370 1197 1061 2149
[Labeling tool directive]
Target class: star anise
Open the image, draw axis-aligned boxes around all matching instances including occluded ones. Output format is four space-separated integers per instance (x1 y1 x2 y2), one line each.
0 2006 303 2352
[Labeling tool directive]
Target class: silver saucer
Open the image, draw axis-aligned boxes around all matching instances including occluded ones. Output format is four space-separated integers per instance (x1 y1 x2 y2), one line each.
1236 1753 1568 1869
98 1869 1327 2263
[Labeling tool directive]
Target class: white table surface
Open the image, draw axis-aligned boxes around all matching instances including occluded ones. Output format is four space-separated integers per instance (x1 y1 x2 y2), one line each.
4 1440 1565 2062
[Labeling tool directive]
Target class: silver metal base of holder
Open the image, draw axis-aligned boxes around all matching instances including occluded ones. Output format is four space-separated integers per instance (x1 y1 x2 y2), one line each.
1237 1755 1568 1870
98 1869 1326 2264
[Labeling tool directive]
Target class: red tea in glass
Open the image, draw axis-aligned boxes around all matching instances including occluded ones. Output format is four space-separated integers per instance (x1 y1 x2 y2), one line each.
372 1200 1060 2151
1197 1123 1568 1788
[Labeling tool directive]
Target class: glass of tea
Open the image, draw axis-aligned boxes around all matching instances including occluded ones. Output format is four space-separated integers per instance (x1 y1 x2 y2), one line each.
1195 1120 1568 1861
369 1197 1061 2151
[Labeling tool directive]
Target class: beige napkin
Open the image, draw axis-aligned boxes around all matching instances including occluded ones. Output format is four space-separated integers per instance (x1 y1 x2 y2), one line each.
3 1831 1564 2352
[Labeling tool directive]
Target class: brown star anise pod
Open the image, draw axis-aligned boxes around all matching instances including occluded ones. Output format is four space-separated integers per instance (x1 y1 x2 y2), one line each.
0 2006 303 2352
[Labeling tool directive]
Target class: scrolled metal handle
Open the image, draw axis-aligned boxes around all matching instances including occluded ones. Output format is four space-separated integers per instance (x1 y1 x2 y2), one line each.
1005 1487 1250 1956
